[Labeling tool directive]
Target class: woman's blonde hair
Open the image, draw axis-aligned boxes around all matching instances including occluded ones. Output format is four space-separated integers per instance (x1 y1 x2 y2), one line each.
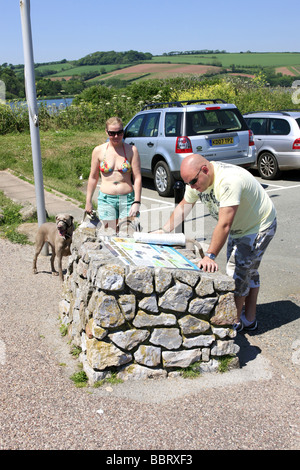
105 116 123 130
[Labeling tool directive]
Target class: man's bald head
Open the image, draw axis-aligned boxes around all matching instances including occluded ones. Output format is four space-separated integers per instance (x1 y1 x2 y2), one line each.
180 154 214 191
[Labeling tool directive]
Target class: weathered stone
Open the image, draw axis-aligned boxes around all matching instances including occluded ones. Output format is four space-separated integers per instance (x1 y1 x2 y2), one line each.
211 326 237 339
138 293 159 313
87 318 107 340
134 345 161 367
210 292 237 326
86 338 132 370
59 299 71 316
195 273 215 296
188 297 217 316
117 364 167 381
182 334 215 348
133 310 176 328
125 267 154 294
108 329 149 350
77 259 88 278
174 270 200 287
92 292 125 329
213 273 235 292
96 264 125 291
201 348 210 362
158 282 193 312
154 268 173 293
211 340 240 356
118 294 136 320
81 354 111 385
199 359 219 373
150 328 182 349
178 315 210 335
162 349 201 368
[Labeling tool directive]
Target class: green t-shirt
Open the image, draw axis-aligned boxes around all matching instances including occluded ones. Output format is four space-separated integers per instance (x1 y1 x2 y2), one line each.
184 162 276 238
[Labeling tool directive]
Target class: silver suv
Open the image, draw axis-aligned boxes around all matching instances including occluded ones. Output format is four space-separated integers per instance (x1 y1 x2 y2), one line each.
244 111 300 180
124 100 256 196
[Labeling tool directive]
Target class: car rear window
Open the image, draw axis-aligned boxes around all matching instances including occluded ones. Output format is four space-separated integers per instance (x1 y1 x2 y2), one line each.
296 118 300 129
186 109 244 136
165 112 183 137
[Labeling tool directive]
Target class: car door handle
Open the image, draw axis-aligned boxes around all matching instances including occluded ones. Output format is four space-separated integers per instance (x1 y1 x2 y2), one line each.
147 142 154 147
129 142 135 145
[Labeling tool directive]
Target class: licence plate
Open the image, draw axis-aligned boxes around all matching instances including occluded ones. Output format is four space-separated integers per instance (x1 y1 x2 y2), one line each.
210 137 234 146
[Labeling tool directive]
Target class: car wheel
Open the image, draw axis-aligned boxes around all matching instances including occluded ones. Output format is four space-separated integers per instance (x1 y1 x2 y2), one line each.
257 152 282 179
154 161 174 197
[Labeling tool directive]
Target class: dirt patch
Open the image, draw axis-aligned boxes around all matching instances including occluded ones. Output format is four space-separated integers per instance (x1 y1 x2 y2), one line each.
275 67 296 76
102 63 222 80
50 76 73 81
17 222 38 243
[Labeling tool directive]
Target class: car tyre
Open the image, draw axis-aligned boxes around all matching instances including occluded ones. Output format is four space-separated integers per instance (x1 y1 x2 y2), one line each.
258 152 282 179
154 160 174 197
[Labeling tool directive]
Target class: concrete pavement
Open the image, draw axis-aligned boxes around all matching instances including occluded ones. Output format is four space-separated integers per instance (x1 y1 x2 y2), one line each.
0 170 84 222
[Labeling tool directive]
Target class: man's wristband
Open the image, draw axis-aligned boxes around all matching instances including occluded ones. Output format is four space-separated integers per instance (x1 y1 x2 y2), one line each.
205 252 216 260
132 201 141 205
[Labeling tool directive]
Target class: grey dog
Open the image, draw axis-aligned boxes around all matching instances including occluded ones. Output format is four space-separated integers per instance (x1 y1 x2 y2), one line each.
33 213 74 281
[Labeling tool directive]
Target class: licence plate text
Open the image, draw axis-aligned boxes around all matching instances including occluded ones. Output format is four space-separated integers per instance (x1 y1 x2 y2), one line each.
210 137 234 146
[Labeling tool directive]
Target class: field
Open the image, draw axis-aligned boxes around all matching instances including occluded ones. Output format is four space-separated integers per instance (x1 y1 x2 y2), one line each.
29 52 300 84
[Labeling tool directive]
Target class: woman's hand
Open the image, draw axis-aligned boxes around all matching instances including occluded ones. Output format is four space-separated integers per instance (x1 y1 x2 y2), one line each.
129 202 140 217
85 201 93 214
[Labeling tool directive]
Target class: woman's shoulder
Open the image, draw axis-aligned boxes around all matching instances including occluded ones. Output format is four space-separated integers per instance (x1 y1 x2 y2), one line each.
92 143 106 156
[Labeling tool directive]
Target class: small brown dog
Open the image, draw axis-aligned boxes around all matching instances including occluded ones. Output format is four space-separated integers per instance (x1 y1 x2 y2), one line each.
33 213 74 281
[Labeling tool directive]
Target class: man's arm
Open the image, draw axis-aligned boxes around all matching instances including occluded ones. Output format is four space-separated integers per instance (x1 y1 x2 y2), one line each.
198 205 239 272
162 198 195 232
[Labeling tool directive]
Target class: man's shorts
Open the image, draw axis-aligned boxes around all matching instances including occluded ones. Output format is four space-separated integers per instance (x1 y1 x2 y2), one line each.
226 218 277 297
97 191 135 221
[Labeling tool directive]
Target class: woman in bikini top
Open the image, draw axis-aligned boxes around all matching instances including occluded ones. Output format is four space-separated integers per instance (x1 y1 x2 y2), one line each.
85 116 142 231
99 143 132 174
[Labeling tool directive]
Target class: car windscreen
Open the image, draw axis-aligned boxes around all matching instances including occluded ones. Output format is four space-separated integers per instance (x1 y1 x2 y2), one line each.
186 109 245 136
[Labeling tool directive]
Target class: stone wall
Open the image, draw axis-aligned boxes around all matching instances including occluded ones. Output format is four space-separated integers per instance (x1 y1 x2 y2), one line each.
59 227 240 384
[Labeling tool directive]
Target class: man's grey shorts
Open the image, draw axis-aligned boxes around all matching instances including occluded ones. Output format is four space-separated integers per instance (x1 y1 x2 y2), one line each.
226 218 277 297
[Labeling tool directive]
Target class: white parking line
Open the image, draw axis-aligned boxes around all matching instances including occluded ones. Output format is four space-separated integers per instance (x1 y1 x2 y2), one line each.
265 184 300 192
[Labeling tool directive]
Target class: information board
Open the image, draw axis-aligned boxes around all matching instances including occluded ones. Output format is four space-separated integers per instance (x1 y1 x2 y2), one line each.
104 237 200 270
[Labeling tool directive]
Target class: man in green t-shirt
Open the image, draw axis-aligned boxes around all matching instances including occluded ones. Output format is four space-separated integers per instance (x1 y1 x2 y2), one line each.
160 154 277 332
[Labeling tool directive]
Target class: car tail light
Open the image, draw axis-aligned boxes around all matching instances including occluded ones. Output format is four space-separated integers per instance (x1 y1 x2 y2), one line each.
248 130 255 146
293 138 300 149
205 106 221 110
175 136 192 153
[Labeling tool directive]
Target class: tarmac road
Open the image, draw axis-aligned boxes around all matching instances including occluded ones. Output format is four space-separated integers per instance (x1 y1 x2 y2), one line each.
0 169 299 450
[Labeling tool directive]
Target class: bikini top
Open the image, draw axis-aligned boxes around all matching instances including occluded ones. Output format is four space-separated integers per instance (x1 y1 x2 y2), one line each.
99 143 132 174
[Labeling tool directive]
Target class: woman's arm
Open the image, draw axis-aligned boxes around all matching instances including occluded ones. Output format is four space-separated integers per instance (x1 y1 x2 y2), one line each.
85 147 100 213
129 145 142 216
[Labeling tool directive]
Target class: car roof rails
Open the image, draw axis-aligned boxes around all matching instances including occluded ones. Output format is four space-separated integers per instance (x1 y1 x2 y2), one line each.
141 99 227 110
244 110 290 116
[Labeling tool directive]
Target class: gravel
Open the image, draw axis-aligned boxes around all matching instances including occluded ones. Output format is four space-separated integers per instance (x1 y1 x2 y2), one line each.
0 238 299 450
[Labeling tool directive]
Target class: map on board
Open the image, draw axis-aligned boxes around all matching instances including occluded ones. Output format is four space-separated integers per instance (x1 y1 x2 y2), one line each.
104 237 200 270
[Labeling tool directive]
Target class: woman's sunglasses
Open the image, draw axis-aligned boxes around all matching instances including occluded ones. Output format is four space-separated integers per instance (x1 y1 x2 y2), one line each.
107 129 124 137
188 166 204 186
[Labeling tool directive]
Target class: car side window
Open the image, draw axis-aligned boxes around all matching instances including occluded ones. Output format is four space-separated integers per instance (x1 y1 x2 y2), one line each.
124 115 144 138
269 118 290 136
141 113 160 137
246 118 267 135
165 112 182 137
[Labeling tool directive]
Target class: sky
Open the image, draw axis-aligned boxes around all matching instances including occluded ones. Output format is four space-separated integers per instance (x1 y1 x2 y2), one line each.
0 0 299 65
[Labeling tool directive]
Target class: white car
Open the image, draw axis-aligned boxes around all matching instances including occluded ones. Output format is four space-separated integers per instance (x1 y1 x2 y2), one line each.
244 111 300 179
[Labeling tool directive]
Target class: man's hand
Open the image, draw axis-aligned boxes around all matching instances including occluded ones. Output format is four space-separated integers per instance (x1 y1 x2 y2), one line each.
198 256 218 272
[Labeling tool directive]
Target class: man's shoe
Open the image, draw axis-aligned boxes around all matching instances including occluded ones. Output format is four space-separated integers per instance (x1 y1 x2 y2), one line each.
233 321 244 332
243 319 258 331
